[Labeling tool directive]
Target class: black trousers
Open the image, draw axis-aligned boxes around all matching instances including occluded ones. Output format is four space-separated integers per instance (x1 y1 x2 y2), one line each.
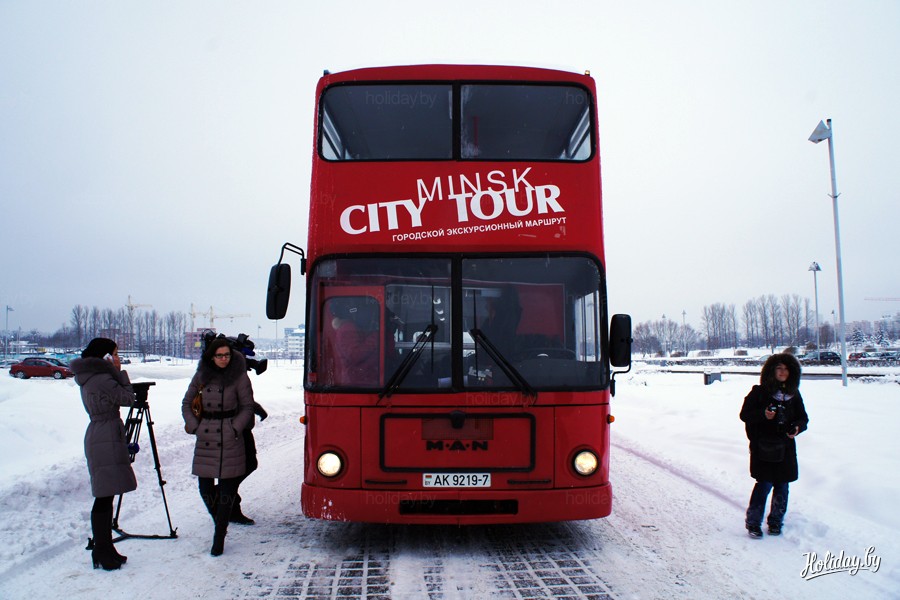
198 476 241 517
92 496 114 515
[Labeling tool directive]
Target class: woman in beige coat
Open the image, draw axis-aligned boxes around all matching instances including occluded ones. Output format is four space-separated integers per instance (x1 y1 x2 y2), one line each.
70 337 135 571
182 337 254 556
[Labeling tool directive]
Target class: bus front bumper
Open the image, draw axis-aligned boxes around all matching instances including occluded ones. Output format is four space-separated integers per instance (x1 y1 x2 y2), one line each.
300 483 612 524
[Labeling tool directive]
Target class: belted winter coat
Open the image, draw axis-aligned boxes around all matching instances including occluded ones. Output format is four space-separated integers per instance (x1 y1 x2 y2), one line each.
182 351 254 479
70 357 138 498
740 354 809 483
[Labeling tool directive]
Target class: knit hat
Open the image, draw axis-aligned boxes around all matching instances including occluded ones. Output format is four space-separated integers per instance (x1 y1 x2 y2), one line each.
81 337 117 359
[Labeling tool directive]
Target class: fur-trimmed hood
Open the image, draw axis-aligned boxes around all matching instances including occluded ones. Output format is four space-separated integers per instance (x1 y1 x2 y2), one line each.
760 353 801 394
70 356 121 387
196 349 248 386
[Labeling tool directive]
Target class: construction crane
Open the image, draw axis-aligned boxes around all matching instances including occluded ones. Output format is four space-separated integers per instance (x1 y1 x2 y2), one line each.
198 305 250 330
127 295 152 313
189 303 210 333
864 297 900 301
191 304 250 331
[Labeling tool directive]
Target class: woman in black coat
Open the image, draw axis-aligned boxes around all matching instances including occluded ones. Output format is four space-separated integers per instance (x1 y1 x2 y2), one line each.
70 338 135 570
739 353 809 538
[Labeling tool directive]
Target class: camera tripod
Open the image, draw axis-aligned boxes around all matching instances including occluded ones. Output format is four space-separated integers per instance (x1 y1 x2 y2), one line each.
111 381 178 543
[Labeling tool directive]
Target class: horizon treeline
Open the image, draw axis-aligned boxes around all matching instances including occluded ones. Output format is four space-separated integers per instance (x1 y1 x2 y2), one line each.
633 293 898 356
70 305 190 356
7 305 191 356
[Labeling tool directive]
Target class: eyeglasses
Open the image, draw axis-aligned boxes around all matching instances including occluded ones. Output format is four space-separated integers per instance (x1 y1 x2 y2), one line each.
214 353 232 359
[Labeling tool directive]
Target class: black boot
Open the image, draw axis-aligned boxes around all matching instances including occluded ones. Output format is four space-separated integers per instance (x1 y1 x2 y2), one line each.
99 506 128 563
229 493 255 525
211 527 226 556
90 509 122 570
109 544 127 564
211 515 228 556
211 493 232 556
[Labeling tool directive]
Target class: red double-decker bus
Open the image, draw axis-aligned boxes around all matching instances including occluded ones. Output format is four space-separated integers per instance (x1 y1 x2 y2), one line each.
267 64 632 524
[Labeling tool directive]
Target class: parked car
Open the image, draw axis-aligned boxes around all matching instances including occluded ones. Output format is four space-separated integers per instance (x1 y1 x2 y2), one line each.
8 357 74 379
41 357 70 367
848 352 869 361
800 351 842 365
869 351 900 364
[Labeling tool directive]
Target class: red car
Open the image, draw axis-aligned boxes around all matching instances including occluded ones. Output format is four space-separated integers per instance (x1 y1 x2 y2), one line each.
8 357 74 379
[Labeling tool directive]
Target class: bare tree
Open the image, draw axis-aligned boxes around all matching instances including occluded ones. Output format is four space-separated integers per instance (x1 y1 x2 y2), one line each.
742 300 758 347
781 294 803 346
729 304 738 349
70 305 88 346
89 306 101 339
650 317 680 355
802 298 812 346
632 322 657 357
702 303 736 350
146 310 160 355
764 295 782 350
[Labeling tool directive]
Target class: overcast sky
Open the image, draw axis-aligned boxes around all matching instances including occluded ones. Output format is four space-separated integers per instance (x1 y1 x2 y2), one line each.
2 0 898 341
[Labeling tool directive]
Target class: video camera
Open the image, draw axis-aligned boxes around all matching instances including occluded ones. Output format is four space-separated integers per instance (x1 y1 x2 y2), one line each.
202 330 268 376
766 403 791 434
132 381 156 408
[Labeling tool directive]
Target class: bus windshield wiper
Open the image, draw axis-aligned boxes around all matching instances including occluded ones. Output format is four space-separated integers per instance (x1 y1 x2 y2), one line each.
379 324 438 401
469 328 537 400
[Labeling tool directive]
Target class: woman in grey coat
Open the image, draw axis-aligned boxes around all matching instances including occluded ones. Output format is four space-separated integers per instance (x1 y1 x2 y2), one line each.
182 337 254 556
70 337 136 571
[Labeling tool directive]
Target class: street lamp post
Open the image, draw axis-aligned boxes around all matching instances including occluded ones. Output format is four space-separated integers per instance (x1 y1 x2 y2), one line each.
808 262 822 351
4 305 13 358
831 310 836 346
661 314 667 356
809 119 848 387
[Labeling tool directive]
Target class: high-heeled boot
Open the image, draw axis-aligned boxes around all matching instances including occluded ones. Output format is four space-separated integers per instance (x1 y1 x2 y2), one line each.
101 508 128 564
110 544 128 564
210 492 232 556
90 510 122 570
229 493 255 525
210 512 229 556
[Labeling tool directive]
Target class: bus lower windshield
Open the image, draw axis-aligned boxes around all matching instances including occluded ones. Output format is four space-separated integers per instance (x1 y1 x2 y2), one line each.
306 255 608 393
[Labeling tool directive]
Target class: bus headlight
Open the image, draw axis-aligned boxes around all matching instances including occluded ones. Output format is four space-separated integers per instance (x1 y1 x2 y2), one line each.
317 452 343 478
573 450 598 476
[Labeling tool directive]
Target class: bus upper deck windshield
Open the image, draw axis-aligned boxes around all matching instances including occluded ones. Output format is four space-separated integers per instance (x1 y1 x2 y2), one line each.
320 83 592 161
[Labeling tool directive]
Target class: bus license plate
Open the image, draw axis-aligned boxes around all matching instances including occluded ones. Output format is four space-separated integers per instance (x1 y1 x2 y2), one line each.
423 473 491 488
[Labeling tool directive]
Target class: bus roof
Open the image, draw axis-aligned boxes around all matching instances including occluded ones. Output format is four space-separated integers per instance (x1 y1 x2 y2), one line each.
319 64 595 86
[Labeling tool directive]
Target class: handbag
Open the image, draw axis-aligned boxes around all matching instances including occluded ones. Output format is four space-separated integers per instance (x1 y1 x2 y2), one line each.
755 438 785 462
190 387 204 419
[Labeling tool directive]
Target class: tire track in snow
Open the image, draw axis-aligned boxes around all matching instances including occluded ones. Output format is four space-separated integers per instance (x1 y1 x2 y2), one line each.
612 440 744 511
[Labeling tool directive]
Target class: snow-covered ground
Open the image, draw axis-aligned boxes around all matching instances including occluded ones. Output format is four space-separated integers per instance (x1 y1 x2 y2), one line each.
0 359 897 599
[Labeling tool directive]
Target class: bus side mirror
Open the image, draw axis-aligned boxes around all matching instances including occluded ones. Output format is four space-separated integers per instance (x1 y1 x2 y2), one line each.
609 314 632 368
266 263 292 320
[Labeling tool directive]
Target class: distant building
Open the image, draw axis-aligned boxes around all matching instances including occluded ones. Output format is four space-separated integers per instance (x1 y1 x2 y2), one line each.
284 325 305 361
8 340 38 355
185 329 215 360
